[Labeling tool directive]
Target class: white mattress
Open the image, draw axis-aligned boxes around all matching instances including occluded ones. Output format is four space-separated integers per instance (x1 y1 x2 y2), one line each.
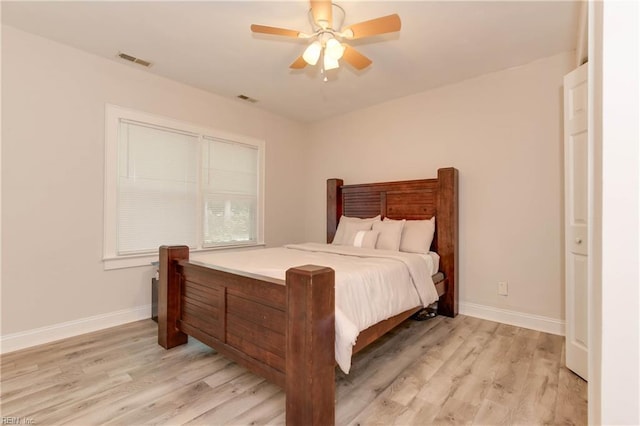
191 243 439 373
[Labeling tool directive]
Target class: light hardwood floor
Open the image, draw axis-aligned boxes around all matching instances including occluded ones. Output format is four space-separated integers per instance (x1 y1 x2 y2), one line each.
0 315 587 425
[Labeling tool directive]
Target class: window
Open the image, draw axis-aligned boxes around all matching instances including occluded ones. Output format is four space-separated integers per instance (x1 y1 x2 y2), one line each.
202 137 259 247
104 105 264 269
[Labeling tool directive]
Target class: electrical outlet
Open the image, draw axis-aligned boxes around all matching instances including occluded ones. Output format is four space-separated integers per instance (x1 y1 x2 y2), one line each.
498 281 508 296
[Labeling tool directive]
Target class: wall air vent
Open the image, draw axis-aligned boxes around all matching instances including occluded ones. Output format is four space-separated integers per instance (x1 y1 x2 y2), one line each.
117 52 152 68
237 94 259 103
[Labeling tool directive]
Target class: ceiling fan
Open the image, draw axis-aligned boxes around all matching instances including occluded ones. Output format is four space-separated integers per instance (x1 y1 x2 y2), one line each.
250 0 401 74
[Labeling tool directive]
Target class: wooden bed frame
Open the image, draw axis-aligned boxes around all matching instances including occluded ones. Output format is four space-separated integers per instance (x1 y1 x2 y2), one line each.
158 167 458 426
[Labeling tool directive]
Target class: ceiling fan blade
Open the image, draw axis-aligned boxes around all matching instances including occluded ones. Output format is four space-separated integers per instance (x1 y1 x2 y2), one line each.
250 24 300 38
289 55 308 69
310 0 333 29
342 45 372 70
343 14 401 39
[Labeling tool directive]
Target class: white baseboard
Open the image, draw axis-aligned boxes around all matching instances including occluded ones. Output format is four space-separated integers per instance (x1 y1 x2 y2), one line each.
0 305 152 354
459 302 565 336
0 302 563 354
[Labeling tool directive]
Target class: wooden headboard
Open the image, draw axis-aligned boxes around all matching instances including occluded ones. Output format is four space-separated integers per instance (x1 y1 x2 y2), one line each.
326 167 458 316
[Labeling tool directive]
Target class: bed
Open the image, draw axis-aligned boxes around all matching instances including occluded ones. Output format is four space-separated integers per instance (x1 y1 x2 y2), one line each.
158 167 458 425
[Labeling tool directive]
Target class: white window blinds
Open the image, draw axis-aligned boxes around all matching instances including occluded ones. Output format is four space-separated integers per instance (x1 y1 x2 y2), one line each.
105 105 264 268
202 137 258 246
117 121 198 254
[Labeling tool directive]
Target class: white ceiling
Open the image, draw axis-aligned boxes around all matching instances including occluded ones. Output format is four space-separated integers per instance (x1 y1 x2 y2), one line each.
1 1 580 123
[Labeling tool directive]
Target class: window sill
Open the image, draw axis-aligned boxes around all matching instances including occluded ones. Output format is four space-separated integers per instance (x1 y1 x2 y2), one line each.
103 243 266 271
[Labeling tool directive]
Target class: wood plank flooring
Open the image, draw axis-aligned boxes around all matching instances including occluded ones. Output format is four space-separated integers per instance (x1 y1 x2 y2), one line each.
0 315 587 425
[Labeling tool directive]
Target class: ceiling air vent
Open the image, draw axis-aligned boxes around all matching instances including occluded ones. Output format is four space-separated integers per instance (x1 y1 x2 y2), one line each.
117 52 152 68
237 94 258 103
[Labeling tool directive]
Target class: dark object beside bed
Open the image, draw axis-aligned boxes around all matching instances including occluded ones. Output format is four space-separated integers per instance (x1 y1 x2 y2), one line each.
158 167 458 426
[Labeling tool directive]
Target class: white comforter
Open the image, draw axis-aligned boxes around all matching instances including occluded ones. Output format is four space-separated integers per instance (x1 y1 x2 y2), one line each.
190 242 439 373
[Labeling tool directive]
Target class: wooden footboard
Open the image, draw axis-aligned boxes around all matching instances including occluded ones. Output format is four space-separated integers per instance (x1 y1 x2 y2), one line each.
158 246 335 426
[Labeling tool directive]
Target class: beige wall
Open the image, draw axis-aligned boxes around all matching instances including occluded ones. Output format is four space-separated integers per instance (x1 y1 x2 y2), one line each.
304 52 574 322
1 26 309 336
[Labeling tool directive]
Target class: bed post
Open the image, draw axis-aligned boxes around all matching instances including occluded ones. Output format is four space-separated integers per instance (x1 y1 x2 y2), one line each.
158 245 189 349
436 168 459 317
326 178 344 243
285 265 335 426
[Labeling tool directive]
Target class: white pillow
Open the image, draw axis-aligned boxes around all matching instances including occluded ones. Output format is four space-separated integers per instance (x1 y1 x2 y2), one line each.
332 215 380 245
388 216 436 254
372 219 405 251
352 230 380 248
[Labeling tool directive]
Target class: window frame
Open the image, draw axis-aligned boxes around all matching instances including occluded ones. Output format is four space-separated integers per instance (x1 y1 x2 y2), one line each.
103 104 265 270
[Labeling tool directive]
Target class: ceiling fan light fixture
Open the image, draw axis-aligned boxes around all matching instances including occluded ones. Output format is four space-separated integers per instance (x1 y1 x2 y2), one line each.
324 37 345 60
323 53 340 70
302 40 322 65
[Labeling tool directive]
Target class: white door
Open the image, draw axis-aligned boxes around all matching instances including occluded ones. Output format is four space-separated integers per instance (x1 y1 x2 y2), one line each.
564 63 588 380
